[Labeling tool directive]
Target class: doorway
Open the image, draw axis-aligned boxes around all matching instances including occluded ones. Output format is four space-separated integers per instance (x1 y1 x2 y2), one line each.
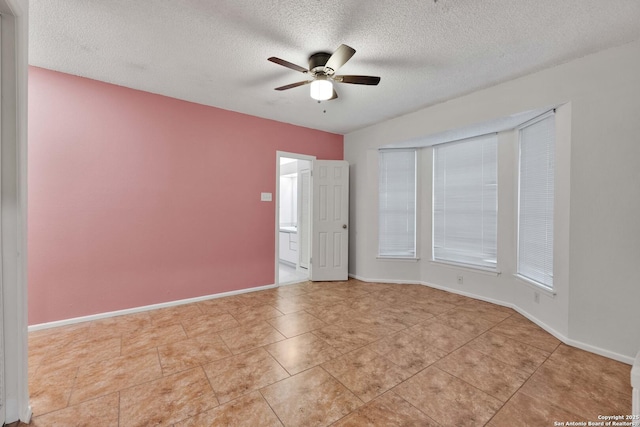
276 152 315 285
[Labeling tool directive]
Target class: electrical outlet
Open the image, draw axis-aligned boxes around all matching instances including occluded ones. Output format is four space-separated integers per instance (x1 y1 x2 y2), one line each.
534 291 540 304
457 275 464 285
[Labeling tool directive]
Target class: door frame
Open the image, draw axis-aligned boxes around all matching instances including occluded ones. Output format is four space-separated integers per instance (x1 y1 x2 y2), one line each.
0 0 29 423
275 151 316 286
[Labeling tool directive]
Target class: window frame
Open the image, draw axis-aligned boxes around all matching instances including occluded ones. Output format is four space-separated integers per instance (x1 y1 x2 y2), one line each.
377 148 418 259
431 133 499 271
516 111 556 291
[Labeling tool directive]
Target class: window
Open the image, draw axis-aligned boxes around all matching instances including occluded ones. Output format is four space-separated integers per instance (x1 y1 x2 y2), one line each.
518 113 555 289
378 149 417 258
433 134 498 269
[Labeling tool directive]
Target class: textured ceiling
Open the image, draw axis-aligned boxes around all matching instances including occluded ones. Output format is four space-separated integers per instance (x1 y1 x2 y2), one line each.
29 0 640 135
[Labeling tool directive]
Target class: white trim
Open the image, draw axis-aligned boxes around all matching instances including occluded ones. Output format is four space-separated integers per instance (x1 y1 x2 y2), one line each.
516 108 555 131
632 351 640 416
29 283 277 332
381 106 559 149
348 273 634 365
0 0 29 424
514 273 556 297
430 259 501 276
376 257 420 262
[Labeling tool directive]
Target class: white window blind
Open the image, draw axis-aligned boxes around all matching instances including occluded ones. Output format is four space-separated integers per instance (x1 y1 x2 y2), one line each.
378 149 417 257
518 113 555 289
433 134 498 269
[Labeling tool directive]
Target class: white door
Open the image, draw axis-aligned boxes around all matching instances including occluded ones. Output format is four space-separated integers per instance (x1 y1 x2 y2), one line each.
310 160 349 281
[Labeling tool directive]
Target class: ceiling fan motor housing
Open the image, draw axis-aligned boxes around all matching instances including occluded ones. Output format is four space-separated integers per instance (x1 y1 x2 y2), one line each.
309 52 333 75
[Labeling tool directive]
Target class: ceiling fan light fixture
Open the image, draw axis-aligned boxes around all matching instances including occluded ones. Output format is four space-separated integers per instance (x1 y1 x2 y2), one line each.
310 77 333 101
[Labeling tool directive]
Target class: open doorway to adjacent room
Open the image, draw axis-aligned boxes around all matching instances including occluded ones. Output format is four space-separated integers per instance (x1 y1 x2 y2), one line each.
276 152 314 285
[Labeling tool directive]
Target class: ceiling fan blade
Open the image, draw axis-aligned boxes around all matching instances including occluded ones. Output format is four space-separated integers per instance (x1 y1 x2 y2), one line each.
324 44 356 72
274 80 310 91
335 75 381 85
268 57 308 74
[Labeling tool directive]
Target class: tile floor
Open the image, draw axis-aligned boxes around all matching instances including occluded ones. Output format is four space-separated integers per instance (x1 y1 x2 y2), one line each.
23 279 631 426
278 262 309 284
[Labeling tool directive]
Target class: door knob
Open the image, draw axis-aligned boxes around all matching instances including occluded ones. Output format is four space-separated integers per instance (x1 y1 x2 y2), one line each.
342 224 348 229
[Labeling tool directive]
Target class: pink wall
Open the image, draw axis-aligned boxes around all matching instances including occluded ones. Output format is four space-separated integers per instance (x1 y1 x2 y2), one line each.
28 67 343 325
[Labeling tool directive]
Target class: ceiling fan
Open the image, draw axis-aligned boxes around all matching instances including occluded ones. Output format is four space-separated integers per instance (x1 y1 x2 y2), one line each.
268 44 381 101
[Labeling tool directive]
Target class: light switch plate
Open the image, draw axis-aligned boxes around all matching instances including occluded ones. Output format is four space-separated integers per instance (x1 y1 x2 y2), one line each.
261 192 272 202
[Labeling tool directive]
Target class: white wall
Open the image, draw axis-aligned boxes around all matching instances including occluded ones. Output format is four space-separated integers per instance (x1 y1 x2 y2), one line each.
345 39 640 363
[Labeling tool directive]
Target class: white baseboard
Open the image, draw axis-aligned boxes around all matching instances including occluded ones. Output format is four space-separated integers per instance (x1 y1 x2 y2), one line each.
28 283 278 332
348 273 635 365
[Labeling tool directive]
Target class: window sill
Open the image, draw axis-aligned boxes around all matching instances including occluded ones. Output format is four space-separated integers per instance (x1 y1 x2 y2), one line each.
429 259 501 276
376 256 420 262
514 274 556 297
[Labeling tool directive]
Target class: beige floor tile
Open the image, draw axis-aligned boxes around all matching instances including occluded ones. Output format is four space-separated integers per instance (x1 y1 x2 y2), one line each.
456 300 514 323
29 322 92 353
366 331 447 375
393 366 502 427
29 364 78 416
332 391 439 427
545 344 632 395
158 333 232 375
434 310 497 336
304 303 354 324
519 363 631 420
338 310 409 334
175 391 283 427
435 346 531 401
197 295 247 314
121 322 188 354
313 324 380 354
27 279 632 427
465 331 550 374
372 290 414 307
89 312 152 339
69 348 162 405
406 319 476 353
265 332 342 375
322 348 412 402
491 314 561 352
39 335 121 372
29 323 92 369
346 295 387 312
336 314 402 338
269 296 313 314
182 312 240 338
148 303 203 327
274 283 312 297
431 291 474 306
230 304 284 324
486 391 582 426
218 321 286 354
120 367 218 427
412 299 457 315
377 306 435 328
203 348 289 403
267 311 327 337
29 393 119 427
261 366 362 427
299 291 345 307
234 289 283 307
